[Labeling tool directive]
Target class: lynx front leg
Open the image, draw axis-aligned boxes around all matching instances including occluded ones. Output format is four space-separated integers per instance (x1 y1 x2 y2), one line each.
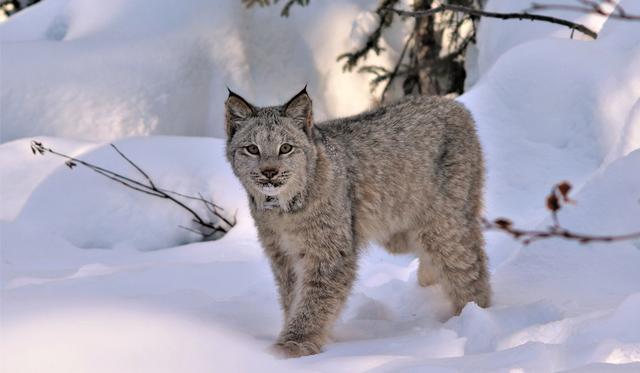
266 249 297 321
258 228 297 321
272 241 358 358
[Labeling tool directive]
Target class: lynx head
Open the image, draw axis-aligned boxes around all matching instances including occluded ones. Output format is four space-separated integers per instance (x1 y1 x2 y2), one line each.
224 87 317 211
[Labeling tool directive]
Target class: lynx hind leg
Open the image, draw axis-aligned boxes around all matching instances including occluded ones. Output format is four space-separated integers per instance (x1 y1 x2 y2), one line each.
419 217 491 315
417 253 438 287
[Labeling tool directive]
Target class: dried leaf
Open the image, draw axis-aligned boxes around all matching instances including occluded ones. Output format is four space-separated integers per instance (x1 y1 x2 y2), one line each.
546 194 560 212
557 181 572 201
65 160 77 169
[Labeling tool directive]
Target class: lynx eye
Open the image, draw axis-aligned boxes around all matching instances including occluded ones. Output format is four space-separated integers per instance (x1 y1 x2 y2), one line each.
279 143 293 155
246 144 260 155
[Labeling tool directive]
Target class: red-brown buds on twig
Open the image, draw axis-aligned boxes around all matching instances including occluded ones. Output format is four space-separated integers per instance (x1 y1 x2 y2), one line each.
485 180 640 245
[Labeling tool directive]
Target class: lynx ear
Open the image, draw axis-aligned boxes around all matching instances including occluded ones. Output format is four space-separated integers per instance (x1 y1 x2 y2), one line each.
225 89 255 138
283 86 313 136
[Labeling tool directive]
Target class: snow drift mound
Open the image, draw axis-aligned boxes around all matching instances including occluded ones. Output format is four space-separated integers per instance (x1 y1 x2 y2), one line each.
0 0 406 143
460 0 640 258
12 136 246 250
2 307 288 373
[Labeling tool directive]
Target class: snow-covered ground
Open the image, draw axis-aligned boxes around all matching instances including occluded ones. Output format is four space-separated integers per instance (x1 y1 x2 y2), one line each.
2 1 640 372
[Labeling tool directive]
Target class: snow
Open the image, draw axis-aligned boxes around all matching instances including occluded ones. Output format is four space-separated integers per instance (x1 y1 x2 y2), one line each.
2 0 640 372
6 136 244 250
0 0 407 143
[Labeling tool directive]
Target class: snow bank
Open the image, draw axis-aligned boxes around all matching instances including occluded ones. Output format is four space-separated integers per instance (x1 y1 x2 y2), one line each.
0 0 407 143
0 136 97 221
2 144 639 372
8 136 244 250
467 0 613 84
459 0 640 263
2 306 288 373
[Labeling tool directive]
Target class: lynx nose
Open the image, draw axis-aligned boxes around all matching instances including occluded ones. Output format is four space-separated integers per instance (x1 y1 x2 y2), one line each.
261 168 279 179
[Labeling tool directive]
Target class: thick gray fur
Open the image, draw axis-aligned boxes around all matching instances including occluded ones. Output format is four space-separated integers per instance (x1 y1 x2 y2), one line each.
224 88 491 358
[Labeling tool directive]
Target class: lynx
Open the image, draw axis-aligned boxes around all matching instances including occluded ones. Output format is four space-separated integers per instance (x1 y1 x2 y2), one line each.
224 87 490 358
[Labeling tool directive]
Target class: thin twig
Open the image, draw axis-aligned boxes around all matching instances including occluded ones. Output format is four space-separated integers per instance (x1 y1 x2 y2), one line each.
483 218 640 245
30 141 234 239
484 181 640 245
110 144 156 189
178 225 218 238
92 168 165 198
32 143 152 190
380 31 414 102
197 192 236 227
158 188 234 227
160 188 222 209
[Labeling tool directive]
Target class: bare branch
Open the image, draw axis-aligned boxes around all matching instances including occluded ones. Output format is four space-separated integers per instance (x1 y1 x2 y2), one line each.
483 217 640 245
30 140 235 239
160 188 221 209
530 1 640 21
30 141 151 190
384 4 599 39
197 192 236 227
91 168 166 198
484 181 640 245
110 144 156 189
178 225 219 238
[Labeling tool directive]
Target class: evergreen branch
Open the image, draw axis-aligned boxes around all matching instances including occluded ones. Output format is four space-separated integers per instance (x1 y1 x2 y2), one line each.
337 0 401 72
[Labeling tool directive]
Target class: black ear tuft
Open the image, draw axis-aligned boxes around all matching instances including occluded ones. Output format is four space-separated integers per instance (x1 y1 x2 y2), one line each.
225 88 255 137
283 85 313 136
284 85 308 106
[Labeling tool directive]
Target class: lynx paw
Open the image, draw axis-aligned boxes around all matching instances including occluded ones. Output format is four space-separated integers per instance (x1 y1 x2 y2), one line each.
269 340 321 358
